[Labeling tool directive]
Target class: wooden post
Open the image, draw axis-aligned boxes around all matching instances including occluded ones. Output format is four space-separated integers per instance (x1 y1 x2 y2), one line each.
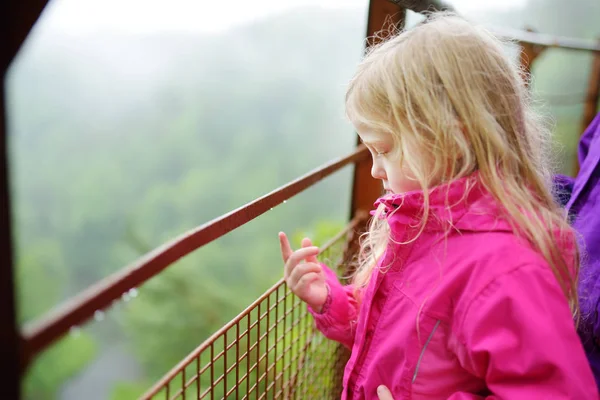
519 27 546 86
340 1 406 393
345 1 406 271
0 79 20 400
350 1 405 220
574 38 600 175
1 1 51 397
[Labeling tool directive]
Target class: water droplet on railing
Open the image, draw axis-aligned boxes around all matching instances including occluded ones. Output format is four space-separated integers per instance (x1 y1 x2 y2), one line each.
270 207 274 211
283 200 287 204
94 310 105 321
122 292 131 302
70 326 81 337
129 288 138 298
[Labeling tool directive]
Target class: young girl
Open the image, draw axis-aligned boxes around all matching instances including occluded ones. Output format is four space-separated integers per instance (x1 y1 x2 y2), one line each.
279 14 598 400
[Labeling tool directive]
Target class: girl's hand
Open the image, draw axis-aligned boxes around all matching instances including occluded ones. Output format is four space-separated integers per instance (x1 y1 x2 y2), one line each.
279 232 328 312
377 386 394 400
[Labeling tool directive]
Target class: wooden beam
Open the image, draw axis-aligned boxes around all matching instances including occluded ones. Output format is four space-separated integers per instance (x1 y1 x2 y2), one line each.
1 2 52 396
518 27 546 85
492 26 600 54
387 0 453 13
386 1 600 54
0 79 20 400
350 1 406 222
1 1 51 74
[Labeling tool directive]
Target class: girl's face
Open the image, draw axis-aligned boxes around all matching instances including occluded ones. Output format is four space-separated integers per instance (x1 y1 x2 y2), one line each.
356 127 421 195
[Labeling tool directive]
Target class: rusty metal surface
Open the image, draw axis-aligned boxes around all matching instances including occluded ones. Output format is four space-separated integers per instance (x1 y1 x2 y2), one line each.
21 146 369 369
141 214 366 400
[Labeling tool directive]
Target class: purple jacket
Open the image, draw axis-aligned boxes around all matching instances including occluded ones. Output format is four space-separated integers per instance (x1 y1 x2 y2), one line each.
555 112 600 387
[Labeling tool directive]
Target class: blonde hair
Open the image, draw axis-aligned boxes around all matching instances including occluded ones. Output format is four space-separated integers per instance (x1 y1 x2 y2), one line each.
346 13 579 317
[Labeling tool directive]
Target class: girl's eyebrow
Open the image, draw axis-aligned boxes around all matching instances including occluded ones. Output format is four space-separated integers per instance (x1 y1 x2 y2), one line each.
361 140 389 147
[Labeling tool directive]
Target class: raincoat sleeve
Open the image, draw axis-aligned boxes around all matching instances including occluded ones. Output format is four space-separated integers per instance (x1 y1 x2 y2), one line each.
307 263 359 350
452 264 598 399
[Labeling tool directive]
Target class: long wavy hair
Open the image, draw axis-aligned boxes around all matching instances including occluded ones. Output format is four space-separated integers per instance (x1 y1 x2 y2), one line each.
345 13 579 318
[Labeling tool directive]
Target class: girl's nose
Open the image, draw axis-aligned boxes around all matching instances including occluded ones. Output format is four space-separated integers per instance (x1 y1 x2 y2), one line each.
371 161 386 180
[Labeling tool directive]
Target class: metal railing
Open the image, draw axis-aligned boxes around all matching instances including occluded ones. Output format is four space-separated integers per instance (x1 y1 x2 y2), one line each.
18 146 370 399
141 214 366 400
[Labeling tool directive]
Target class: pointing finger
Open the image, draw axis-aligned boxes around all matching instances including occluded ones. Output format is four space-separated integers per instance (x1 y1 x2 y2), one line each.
279 232 293 262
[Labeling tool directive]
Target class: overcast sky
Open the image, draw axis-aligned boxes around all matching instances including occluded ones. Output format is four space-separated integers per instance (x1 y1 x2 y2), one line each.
37 0 526 34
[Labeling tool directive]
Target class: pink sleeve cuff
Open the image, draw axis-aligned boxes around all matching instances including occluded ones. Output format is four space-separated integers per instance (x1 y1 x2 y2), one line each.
307 264 358 332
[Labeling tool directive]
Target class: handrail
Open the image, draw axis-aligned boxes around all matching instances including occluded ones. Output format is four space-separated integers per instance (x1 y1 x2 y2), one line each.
141 212 368 399
491 26 600 54
388 0 600 53
20 145 370 368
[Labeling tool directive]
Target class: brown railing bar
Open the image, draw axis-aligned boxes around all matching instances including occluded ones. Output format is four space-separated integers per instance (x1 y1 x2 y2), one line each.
257 352 268 365
140 214 366 398
492 26 600 53
226 339 237 352
388 0 600 53
245 312 251 398
247 381 259 397
259 309 269 321
210 373 225 389
265 294 271 396
225 361 237 376
181 366 186 400
235 370 250 389
183 373 197 390
265 378 276 393
199 386 211 400
223 330 228 399
210 343 214 400
198 361 211 376
235 321 240 400
196 355 200 399
171 386 183 400
257 370 267 385
212 349 225 363
225 384 237 398
21 146 369 365
273 287 280 396
258 331 268 343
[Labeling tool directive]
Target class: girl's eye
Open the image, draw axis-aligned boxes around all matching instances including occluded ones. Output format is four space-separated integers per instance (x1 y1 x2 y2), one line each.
376 150 388 156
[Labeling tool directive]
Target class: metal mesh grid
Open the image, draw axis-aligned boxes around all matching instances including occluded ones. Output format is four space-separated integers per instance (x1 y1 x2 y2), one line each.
141 218 363 400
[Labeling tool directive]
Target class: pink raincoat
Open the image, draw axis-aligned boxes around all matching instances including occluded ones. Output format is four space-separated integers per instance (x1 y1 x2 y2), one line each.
309 175 598 399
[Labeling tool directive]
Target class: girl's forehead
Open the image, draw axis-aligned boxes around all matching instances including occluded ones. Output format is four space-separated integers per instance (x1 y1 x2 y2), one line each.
357 128 391 144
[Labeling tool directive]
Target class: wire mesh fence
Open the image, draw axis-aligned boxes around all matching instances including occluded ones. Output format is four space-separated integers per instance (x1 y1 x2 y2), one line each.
141 216 364 400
